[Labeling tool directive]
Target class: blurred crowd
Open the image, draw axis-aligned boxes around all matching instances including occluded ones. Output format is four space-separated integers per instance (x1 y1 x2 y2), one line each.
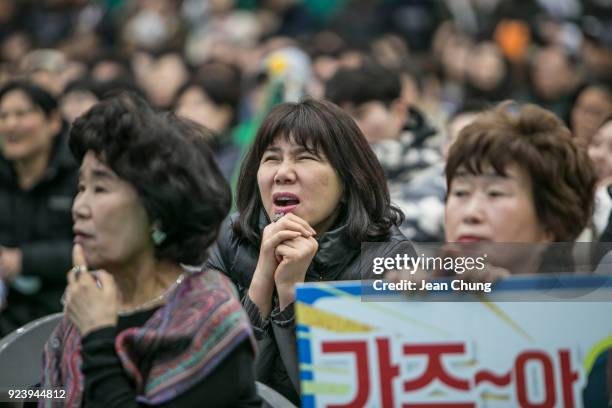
0 0 609 234
0 1 612 405
0 0 611 319
0 0 610 135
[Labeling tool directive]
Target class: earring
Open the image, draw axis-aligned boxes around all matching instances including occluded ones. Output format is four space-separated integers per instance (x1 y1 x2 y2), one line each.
151 226 167 246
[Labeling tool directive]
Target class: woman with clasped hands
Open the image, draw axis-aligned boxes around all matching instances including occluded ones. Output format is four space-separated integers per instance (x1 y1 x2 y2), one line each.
206 99 415 404
40 94 259 407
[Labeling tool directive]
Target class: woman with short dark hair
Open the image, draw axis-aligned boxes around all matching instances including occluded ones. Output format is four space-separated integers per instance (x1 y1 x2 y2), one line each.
206 98 414 403
40 93 259 407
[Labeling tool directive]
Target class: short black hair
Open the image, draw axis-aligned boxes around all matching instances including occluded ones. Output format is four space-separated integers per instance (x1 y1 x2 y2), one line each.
325 62 401 107
176 60 243 125
0 80 58 117
235 98 403 245
69 92 231 265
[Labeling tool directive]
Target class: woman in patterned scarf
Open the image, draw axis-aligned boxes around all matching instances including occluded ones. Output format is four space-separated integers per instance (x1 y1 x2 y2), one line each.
40 93 259 407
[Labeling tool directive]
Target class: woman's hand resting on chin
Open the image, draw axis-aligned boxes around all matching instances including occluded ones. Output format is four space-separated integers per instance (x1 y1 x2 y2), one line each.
64 244 120 337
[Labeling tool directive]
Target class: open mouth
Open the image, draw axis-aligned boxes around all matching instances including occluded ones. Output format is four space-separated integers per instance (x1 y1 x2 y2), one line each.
272 192 300 214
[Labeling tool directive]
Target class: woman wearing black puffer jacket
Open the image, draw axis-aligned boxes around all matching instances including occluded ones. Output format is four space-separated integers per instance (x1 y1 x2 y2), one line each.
206 99 415 405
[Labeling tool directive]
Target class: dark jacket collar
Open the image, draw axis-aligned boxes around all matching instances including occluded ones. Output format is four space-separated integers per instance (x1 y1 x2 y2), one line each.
0 130 76 188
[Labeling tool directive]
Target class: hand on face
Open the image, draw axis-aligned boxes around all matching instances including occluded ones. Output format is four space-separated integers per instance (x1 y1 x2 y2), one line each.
256 213 316 281
64 244 120 337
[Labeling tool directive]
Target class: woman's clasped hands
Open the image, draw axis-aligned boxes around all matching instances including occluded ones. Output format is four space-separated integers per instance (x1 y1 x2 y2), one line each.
250 213 318 316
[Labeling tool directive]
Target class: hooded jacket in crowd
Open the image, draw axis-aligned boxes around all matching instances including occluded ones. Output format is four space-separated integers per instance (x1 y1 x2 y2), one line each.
370 107 446 242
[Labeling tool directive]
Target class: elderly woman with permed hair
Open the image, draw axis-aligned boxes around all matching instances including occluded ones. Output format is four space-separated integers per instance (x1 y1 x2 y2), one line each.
40 93 259 407
444 102 597 276
206 98 416 404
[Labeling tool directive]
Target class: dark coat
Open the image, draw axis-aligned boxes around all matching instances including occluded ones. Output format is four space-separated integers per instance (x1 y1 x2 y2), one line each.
0 131 78 335
206 211 415 404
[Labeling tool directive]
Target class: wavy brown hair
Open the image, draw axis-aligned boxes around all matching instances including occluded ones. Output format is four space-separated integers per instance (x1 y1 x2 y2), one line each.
446 102 597 242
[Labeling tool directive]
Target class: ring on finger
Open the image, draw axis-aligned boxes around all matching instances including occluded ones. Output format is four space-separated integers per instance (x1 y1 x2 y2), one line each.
70 265 86 279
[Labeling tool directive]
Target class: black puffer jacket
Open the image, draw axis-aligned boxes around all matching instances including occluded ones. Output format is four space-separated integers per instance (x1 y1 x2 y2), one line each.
206 212 415 404
0 131 78 335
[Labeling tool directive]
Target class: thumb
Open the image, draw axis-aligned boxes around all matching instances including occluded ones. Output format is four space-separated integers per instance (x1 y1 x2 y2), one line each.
72 244 88 271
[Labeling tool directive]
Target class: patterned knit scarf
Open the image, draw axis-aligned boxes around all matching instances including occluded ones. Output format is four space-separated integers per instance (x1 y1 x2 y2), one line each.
39 269 256 407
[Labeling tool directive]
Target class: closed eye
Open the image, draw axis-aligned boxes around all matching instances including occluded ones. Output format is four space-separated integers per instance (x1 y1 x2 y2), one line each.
262 155 280 162
487 190 506 197
450 186 470 197
296 154 318 161
452 190 469 197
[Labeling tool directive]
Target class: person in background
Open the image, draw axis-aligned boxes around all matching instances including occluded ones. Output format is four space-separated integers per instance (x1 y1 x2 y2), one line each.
206 99 414 404
570 82 612 147
0 80 77 336
464 41 514 104
59 78 101 124
18 49 70 96
392 100 489 242
444 102 596 275
325 61 441 184
588 116 612 237
528 45 582 122
41 93 259 407
325 61 443 241
132 48 189 109
174 60 242 181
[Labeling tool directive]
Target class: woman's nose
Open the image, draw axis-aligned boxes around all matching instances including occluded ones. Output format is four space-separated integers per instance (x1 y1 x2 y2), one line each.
461 194 485 224
273 160 296 184
72 193 91 221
